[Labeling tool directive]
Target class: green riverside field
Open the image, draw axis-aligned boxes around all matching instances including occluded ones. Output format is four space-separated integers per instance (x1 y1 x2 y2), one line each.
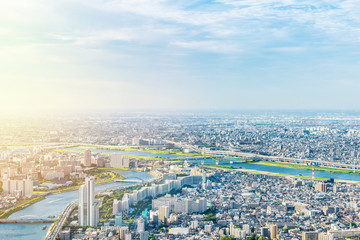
253 161 360 174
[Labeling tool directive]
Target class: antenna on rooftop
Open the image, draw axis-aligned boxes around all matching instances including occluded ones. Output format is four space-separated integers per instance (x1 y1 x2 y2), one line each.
312 165 315 181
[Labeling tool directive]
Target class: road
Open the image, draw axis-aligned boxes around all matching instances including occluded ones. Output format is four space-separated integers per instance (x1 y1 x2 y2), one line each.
44 202 77 240
44 177 159 240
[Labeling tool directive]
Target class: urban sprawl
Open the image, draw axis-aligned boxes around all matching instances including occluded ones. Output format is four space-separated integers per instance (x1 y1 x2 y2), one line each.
1 112 360 240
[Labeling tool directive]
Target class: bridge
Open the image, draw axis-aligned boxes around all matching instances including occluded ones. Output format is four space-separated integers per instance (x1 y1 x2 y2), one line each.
0 216 55 224
116 177 144 183
44 202 77 240
103 177 158 192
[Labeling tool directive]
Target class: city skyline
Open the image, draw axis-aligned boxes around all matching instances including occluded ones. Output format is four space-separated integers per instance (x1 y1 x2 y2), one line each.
1 0 360 113
2 110 360 239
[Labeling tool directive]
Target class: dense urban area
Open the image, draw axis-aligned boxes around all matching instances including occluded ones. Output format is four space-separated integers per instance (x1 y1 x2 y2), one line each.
1 111 360 240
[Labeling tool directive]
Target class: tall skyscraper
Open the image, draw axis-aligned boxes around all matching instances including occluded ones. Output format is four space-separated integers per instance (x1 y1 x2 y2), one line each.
79 176 99 226
83 150 91 167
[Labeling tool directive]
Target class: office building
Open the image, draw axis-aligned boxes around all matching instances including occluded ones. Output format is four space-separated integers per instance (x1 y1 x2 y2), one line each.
159 206 169 223
315 182 327 192
124 233 132 240
270 224 278 239
139 231 149 240
59 227 71 240
302 231 319 240
137 217 145 233
261 227 270 239
202 169 207 189
2 176 33 198
153 196 207 213
83 150 91 167
119 226 129 240
110 154 130 168
191 220 199 229
115 212 122 226
318 233 334 240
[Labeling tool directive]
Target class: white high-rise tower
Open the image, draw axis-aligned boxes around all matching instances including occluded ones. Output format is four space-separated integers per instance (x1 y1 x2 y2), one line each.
202 168 207 190
79 176 99 226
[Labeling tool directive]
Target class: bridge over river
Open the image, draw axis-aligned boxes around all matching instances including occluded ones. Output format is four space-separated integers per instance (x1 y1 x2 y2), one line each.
116 176 144 183
0 215 56 224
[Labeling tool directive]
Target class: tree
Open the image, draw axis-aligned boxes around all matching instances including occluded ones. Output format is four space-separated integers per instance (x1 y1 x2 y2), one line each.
204 213 216 223
220 236 235 240
247 234 258 240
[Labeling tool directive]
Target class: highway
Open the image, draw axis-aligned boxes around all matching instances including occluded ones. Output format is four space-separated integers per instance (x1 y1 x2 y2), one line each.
44 177 159 240
44 202 77 240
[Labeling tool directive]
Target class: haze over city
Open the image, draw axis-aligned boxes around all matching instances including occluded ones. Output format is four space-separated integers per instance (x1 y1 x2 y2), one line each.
1 0 360 113
2 1 360 240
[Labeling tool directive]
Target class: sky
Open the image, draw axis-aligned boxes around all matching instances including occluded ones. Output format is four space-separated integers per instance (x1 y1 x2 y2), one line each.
1 0 360 112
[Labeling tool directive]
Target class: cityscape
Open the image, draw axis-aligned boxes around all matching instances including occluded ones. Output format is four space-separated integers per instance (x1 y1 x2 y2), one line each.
2 0 360 240
1 112 360 240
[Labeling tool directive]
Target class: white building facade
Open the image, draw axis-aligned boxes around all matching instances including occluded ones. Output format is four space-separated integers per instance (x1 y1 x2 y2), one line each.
78 176 99 226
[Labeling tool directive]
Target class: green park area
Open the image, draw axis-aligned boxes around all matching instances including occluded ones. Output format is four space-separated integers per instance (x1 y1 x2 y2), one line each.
254 161 360 174
55 145 252 163
204 165 331 182
48 169 124 194
59 145 221 158
73 145 181 155
55 149 163 160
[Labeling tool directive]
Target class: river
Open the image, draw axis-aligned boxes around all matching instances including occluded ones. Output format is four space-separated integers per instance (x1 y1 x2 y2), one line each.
190 159 360 182
73 147 360 182
0 170 152 240
65 147 182 159
2 148 360 239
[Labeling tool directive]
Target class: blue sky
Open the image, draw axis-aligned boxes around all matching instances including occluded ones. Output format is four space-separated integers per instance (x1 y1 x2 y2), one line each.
1 0 359 112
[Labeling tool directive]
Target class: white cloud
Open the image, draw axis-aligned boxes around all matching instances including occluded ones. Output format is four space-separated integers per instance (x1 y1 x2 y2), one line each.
172 40 240 53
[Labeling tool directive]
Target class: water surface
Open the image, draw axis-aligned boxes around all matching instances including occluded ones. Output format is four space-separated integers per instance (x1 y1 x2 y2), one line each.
0 170 152 240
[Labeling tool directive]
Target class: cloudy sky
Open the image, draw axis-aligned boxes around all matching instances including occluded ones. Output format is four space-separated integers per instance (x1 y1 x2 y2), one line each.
1 0 360 112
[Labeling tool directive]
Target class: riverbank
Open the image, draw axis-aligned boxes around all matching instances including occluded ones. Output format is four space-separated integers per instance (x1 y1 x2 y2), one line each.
73 145 200 156
62 145 223 158
0 170 152 240
204 165 360 184
0 195 46 219
0 170 125 219
49 170 124 194
54 149 163 161
204 164 238 170
254 161 360 174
